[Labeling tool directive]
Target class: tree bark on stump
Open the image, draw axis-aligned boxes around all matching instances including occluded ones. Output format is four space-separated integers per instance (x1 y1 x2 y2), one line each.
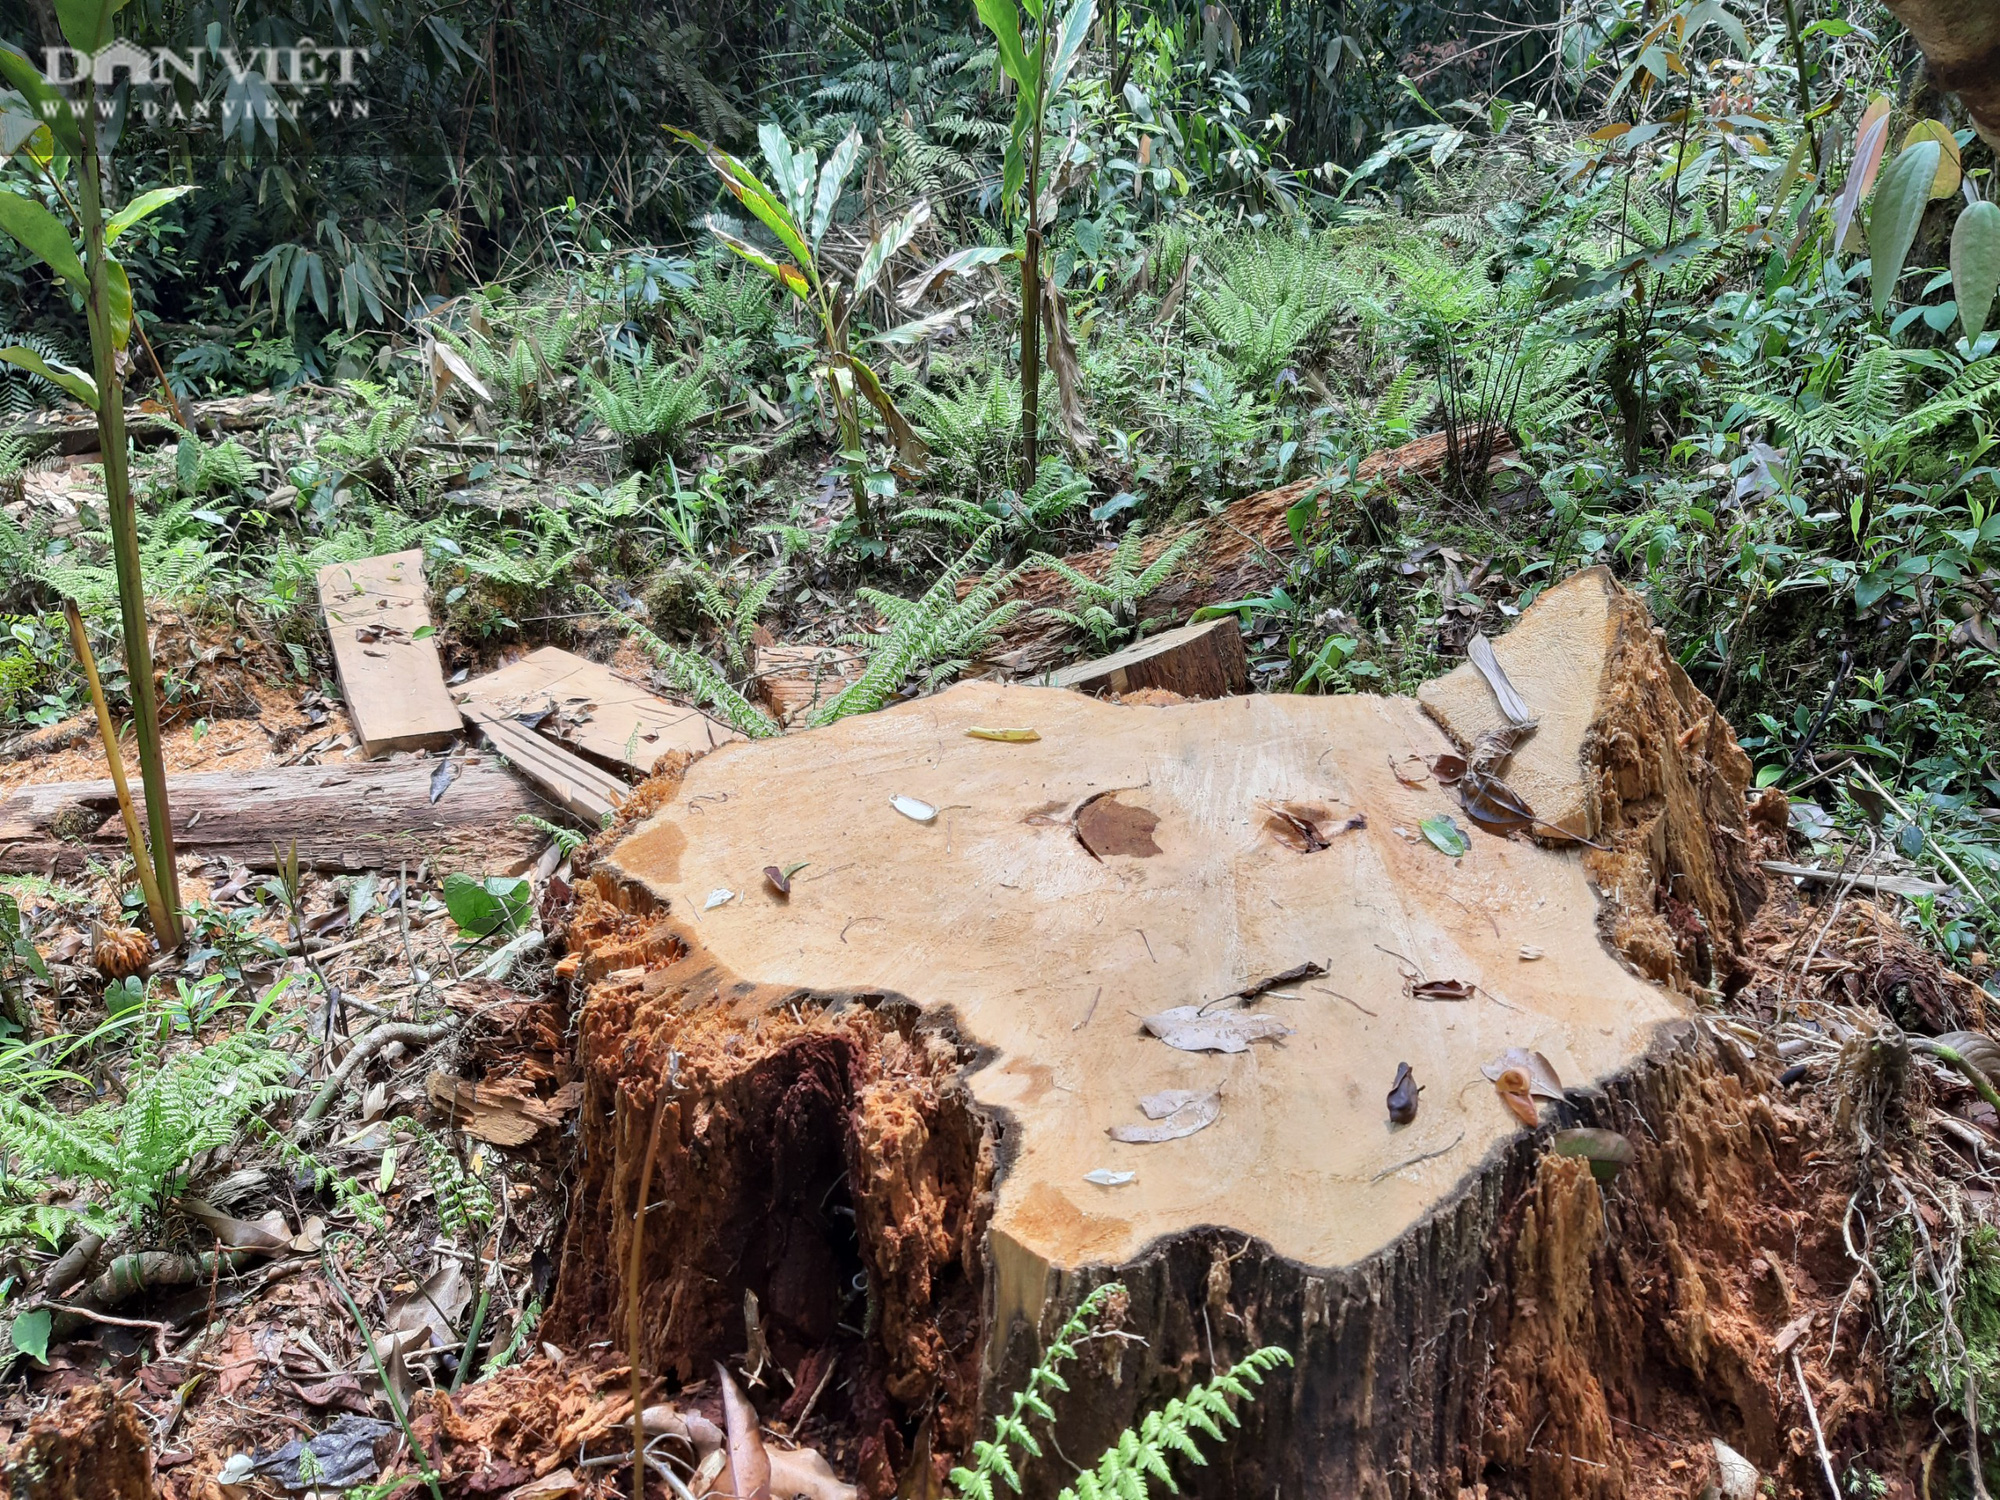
547 569 1784 1498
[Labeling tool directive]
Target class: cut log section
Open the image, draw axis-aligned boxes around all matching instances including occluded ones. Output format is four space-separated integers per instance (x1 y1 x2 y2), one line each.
316 548 461 757
1041 617 1248 699
1419 565 1764 991
549 571 1774 1496
455 646 741 774
0 758 546 875
753 643 867 727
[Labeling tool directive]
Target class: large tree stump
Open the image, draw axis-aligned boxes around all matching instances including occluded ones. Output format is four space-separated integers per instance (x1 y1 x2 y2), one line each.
549 570 1773 1498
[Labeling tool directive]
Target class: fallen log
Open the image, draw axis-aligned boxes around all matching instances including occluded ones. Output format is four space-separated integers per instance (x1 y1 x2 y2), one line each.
0 758 547 876
549 568 1785 1497
988 427 1516 677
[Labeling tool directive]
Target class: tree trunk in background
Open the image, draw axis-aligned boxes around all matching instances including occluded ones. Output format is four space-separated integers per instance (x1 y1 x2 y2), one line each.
1887 0 2000 149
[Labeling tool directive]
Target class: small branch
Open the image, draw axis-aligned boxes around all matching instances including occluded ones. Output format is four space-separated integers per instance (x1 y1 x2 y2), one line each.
294 1020 454 1137
1793 1350 1841 1500
45 1301 170 1359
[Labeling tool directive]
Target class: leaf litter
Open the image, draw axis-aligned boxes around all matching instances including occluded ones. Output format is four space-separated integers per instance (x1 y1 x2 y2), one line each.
1142 1006 1295 1053
1109 1089 1221 1142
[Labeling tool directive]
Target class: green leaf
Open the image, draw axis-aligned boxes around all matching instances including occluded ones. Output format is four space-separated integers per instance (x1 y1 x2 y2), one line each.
441 872 532 940
0 45 78 154
976 0 1033 87
667 125 813 273
812 130 863 247
1047 0 1096 97
0 192 85 292
0 345 96 409
104 255 132 350
1952 200 2000 345
852 199 931 300
53 0 127 52
106 185 195 247
9 1308 50 1363
757 122 817 230
706 219 809 301
1419 814 1470 857
1869 138 1940 319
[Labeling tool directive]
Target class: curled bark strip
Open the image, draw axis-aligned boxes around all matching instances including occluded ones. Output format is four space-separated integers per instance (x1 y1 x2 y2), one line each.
41 1231 105 1297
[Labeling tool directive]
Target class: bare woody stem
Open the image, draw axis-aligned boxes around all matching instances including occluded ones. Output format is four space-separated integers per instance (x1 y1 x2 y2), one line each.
62 601 176 945
74 80 181 936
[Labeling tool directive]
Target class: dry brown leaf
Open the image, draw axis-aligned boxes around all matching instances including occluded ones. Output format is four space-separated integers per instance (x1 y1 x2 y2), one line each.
1428 753 1468 784
1141 1006 1293 1054
1390 754 1431 786
769 1445 861 1500
179 1199 292 1254
1494 1067 1540 1126
1410 979 1474 1002
1108 1091 1220 1143
1482 1047 1565 1099
1041 281 1092 453
717 1363 773 1500
1466 634 1535 726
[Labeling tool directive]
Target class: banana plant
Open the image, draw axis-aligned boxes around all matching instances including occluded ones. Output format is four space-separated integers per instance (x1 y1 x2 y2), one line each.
0 16 194 944
972 0 1096 482
669 122 929 541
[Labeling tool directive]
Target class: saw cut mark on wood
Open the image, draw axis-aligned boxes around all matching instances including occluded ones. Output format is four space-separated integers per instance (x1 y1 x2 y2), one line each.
316 548 462 758
597 669 1686 1326
0 758 547 875
1043 617 1248 699
455 646 740 774
465 712 625 828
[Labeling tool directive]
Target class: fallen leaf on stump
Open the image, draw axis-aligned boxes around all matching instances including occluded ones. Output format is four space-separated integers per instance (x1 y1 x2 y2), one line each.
1108 1090 1220 1142
1142 1006 1293 1054
1481 1047 1565 1099
1387 1063 1420 1124
1494 1068 1540 1126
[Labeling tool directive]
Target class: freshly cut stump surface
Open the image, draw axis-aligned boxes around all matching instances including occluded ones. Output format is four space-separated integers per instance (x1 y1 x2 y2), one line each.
563 568 1772 1498
598 682 1684 1325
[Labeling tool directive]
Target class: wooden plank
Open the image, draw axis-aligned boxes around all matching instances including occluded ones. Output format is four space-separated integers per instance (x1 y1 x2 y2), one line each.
317 549 461 757
1043 618 1248 699
455 646 739 773
0 758 546 876
465 711 624 827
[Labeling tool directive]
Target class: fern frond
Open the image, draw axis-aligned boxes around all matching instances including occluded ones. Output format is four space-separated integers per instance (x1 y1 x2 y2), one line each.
580 584 779 738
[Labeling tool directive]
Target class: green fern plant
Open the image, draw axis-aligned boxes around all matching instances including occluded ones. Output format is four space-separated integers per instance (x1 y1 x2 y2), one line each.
0 984 298 1242
903 369 1022 494
583 344 715 467
812 527 1027 724
1033 525 1203 651
320 380 424 494
173 433 258 497
516 813 588 859
900 459 1089 547
1192 234 1335 390
579 583 780 738
950 1281 1292 1500
695 568 785 674
390 1118 494 1241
